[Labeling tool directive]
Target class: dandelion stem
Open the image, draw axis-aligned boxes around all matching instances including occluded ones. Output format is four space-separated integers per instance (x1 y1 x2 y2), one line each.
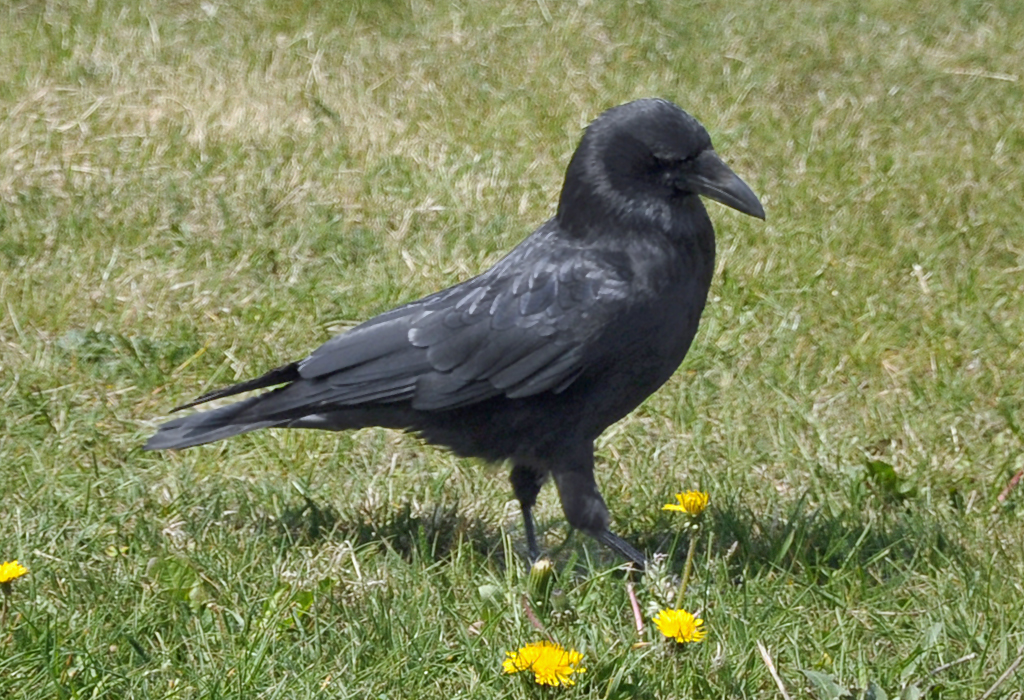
521 593 555 642
675 527 698 609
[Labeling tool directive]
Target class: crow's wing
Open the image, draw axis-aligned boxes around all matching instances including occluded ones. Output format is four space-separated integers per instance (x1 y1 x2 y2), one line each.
294 249 631 411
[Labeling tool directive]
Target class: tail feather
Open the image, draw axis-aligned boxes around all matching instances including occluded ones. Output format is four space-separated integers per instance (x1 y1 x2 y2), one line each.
145 361 421 451
171 362 301 412
144 394 289 450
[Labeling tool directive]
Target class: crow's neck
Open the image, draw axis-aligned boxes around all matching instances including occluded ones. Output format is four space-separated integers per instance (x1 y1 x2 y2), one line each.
557 176 710 253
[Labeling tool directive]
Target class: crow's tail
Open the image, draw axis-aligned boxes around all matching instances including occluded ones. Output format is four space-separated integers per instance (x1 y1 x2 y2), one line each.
144 362 307 450
143 393 292 450
171 362 300 412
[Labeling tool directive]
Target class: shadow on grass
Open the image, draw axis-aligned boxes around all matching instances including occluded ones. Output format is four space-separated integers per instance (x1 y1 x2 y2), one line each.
632 493 968 582
265 489 967 580
273 495 501 563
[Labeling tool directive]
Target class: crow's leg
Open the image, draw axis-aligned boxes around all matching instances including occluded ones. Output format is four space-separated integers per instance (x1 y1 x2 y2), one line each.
510 463 546 562
553 453 646 570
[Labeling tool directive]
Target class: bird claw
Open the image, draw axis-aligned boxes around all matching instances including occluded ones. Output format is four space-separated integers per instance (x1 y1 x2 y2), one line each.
594 529 646 571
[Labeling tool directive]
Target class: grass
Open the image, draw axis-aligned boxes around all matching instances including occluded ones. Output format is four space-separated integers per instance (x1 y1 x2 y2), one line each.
2 0 1023 697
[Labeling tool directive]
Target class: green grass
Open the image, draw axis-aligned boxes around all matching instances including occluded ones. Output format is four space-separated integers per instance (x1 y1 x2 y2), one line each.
2 0 1024 697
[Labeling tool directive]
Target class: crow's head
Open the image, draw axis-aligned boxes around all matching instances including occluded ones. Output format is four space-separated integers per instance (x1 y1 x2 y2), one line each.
558 98 764 235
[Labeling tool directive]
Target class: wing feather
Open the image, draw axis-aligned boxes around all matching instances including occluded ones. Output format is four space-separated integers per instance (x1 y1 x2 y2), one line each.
300 320 411 378
277 241 632 413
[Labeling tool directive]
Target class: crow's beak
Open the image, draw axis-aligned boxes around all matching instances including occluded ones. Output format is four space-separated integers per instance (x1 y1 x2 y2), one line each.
685 150 765 220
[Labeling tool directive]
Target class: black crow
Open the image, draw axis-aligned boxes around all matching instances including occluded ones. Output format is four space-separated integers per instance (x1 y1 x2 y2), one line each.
145 98 765 567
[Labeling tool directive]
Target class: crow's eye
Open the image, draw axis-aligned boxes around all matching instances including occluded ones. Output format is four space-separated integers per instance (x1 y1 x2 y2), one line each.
653 152 698 169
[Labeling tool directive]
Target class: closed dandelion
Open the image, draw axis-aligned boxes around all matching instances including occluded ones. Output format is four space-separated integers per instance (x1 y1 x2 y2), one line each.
653 608 707 643
503 640 586 687
528 558 556 604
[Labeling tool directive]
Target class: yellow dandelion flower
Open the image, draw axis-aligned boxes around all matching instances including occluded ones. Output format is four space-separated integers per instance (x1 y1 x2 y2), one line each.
0 560 28 584
662 491 709 516
503 641 586 687
653 608 707 643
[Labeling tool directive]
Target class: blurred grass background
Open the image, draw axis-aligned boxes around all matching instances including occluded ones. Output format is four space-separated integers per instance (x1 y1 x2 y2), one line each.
1 0 1022 697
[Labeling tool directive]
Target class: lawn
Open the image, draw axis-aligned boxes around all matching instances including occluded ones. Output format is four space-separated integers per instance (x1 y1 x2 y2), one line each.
1 0 1023 697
